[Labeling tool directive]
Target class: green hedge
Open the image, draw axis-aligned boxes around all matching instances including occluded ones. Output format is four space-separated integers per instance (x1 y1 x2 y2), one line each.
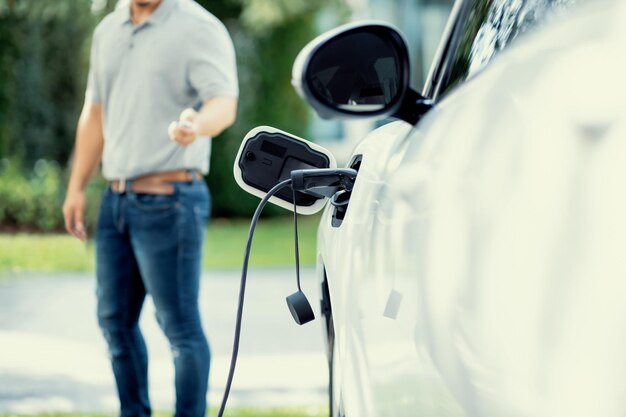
0 1 94 166
0 159 104 232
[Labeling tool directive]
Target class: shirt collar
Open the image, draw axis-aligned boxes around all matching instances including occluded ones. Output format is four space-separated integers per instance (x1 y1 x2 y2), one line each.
119 0 178 27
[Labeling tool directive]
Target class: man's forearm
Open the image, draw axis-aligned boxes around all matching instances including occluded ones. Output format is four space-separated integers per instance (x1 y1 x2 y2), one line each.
68 103 104 192
194 96 237 138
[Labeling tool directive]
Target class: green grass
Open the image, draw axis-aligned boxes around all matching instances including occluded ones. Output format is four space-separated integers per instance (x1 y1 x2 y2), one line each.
0 407 327 417
0 215 321 274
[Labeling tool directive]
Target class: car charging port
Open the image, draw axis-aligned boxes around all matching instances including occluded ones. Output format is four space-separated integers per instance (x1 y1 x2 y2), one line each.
349 154 363 172
330 189 350 227
328 154 362 228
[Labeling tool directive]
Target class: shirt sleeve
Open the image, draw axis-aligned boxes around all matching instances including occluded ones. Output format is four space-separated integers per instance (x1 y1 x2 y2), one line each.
187 21 239 101
84 32 101 104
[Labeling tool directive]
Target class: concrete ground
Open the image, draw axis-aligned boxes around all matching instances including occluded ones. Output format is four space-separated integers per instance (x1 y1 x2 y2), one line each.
0 268 328 414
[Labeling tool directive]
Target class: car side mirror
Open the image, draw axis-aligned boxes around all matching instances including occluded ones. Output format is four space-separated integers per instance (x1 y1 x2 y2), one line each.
233 126 337 215
292 22 432 125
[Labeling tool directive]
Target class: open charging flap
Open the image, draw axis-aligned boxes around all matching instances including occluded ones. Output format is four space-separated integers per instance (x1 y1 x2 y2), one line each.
233 125 337 215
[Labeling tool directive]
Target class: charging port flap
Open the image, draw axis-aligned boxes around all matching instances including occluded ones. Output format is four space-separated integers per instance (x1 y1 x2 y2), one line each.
234 126 337 215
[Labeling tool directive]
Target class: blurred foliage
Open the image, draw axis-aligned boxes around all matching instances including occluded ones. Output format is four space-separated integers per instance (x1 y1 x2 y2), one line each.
240 0 338 33
0 0 348 230
0 158 105 232
0 0 95 165
0 159 64 231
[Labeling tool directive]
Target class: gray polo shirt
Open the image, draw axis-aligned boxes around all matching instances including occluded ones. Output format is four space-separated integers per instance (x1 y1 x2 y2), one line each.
86 0 238 180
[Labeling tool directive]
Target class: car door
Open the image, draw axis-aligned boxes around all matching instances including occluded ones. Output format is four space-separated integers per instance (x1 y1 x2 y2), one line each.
316 1 583 417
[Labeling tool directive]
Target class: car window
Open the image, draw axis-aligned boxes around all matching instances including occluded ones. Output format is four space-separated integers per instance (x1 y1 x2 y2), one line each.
434 0 577 98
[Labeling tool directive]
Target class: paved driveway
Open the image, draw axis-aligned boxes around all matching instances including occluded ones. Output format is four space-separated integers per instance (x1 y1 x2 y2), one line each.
0 268 327 413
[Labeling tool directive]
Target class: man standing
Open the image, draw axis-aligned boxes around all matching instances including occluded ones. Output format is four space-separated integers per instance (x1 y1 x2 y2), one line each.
62 0 238 416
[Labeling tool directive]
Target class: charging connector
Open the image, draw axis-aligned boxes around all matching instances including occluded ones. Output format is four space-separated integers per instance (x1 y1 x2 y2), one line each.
291 168 358 198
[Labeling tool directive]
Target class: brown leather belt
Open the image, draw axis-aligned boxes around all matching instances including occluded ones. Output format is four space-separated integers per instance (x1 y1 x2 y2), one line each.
110 170 202 195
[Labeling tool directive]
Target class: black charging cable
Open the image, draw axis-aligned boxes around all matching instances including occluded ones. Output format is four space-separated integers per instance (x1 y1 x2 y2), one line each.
217 167 358 417
292 187 301 292
216 178 292 417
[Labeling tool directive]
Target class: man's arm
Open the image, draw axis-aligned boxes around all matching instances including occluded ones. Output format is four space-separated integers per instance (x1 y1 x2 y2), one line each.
63 102 104 241
168 96 237 145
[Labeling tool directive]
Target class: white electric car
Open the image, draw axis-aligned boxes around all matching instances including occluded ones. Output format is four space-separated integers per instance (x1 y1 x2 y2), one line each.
236 0 626 416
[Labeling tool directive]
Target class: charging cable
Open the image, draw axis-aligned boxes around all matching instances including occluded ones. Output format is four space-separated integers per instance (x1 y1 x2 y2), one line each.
216 178 292 417
217 167 358 417
293 187 302 293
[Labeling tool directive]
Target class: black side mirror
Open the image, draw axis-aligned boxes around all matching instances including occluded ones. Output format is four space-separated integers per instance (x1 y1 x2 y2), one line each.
233 126 337 215
292 22 432 125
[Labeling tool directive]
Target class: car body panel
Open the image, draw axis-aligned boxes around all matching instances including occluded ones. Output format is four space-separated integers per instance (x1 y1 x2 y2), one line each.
317 121 467 417
317 1 626 416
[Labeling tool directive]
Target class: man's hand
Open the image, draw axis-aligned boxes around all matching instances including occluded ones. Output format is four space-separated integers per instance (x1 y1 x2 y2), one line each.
63 190 88 241
168 108 199 146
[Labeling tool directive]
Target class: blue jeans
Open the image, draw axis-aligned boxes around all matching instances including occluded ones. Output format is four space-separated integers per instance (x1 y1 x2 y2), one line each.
96 176 211 417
